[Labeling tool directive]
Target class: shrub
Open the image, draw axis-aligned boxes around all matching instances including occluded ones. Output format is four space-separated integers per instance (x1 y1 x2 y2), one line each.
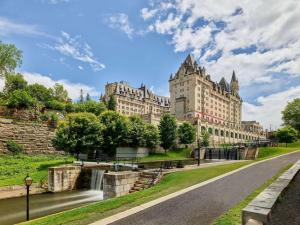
39 112 59 127
4 73 27 93
46 99 65 111
7 89 36 109
6 140 23 154
26 84 54 104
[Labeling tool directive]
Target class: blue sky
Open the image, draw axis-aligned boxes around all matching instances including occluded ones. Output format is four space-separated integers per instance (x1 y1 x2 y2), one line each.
1 0 300 129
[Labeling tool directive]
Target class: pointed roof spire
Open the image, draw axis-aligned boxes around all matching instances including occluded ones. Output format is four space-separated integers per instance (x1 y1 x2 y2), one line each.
231 70 237 82
184 53 195 65
169 73 173 80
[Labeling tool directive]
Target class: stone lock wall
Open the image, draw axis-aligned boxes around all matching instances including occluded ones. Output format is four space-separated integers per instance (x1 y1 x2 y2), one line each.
0 118 57 154
103 171 140 199
48 166 82 192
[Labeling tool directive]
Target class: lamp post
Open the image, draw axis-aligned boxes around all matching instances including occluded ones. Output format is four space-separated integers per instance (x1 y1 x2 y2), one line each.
24 174 33 221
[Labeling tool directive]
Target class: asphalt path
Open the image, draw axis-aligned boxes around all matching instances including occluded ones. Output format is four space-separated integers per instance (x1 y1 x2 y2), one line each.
110 151 300 225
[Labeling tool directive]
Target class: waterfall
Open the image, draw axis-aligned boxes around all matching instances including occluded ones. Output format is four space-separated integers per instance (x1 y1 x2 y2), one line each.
90 170 104 190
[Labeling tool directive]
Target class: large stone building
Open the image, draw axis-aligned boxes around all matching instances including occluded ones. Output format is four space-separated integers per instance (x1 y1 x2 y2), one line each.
104 81 170 125
104 54 266 145
169 54 266 144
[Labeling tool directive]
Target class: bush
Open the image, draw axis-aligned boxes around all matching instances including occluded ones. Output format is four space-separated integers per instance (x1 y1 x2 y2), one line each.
26 84 54 104
39 112 59 127
6 140 23 154
4 73 27 93
46 99 65 111
7 89 36 109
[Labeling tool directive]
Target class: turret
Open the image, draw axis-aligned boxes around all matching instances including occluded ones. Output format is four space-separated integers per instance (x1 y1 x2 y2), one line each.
230 70 239 94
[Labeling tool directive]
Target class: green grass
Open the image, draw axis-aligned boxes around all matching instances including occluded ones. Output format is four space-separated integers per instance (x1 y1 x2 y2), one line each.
212 164 292 225
23 141 300 225
0 154 74 187
23 161 251 225
139 148 191 162
258 141 300 160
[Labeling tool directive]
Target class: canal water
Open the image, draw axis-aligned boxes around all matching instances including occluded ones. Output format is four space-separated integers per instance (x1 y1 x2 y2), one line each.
0 190 103 225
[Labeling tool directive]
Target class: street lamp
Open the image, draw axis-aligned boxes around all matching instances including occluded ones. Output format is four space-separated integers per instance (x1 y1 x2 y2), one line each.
24 174 33 221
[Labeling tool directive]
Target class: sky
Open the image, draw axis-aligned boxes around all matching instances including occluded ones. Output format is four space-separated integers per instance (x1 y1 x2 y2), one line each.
1 0 300 129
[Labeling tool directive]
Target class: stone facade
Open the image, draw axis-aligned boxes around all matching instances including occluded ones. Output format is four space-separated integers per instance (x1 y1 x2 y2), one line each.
48 166 82 192
169 54 266 144
104 81 170 125
104 54 266 144
103 171 139 199
0 118 57 154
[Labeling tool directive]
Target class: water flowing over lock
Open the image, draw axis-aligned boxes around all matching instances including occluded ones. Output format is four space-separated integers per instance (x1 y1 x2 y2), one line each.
91 169 105 191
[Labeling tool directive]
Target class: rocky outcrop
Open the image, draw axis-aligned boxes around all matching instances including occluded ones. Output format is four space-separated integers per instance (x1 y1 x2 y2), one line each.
0 118 57 154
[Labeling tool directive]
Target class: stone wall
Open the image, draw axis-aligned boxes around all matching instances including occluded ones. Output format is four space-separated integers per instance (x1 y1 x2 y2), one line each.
103 171 140 199
48 166 82 192
0 118 57 154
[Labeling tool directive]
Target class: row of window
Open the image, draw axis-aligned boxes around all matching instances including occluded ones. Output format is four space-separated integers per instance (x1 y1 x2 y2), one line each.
202 127 257 140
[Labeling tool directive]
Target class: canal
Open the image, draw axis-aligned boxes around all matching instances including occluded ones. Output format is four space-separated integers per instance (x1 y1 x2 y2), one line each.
0 190 103 225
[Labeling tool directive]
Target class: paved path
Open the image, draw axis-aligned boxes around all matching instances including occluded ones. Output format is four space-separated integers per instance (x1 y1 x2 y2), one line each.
106 151 300 225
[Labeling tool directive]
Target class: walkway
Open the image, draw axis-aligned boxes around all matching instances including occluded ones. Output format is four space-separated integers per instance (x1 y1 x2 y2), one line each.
92 151 300 225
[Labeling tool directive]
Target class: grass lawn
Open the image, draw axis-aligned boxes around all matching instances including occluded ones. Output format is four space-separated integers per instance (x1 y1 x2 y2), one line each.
0 154 74 187
212 164 292 225
22 141 300 225
139 148 191 162
258 141 300 160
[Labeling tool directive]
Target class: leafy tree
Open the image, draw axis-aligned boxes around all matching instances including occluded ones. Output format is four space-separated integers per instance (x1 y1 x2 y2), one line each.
127 116 147 147
282 98 300 133
107 95 117 111
276 126 298 147
200 131 210 147
4 73 27 93
99 110 129 155
0 41 22 77
7 89 36 109
86 93 91 101
53 83 68 102
26 83 53 105
178 122 196 145
79 89 84 103
52 112 103 160
144 124 160 149
159 113 177 152
79 101 107 116
46 99 65 111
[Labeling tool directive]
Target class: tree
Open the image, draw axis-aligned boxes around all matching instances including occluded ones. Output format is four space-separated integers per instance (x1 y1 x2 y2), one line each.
4 73 27 93
79 89 84 103
107 95 117 111
276 126 298 147
144 124 160 149
26 83 54 105
52 112 103 160
159 113 177 152
127 116 147 147
99 111 129 155
282 98 300 133
178 122 196 145
7 89 36 109
86 93 91 101
0 41 22 77
76 100 107 116
53 83 68 102
200 131 210 147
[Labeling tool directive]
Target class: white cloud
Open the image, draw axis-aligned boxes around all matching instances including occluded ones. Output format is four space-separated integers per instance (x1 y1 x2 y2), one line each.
143 0 300 128
44 31 105 72
48 0 70 4
0 17 50 38
78 65 84 70
0 72 100 100
140 8 158 20
105 13 134 39
243 86 300 129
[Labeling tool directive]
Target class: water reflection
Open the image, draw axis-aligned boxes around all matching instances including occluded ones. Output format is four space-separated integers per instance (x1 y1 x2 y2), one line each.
0 190 103 225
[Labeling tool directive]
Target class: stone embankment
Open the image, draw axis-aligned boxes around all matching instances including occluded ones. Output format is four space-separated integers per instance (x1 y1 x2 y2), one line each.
0 118 57 154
